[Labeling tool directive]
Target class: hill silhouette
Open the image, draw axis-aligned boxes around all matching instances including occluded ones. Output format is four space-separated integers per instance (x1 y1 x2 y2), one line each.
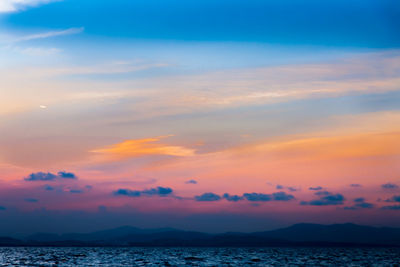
1 223 400 247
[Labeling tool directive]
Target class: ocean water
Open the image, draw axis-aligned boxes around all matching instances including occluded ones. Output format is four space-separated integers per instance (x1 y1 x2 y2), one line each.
0 247 399 266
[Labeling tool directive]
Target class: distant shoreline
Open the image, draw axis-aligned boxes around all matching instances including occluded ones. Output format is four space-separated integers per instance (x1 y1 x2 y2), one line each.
2 223 400 248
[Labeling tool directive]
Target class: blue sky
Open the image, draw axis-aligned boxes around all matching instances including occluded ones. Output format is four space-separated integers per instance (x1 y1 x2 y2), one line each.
2 0 399 47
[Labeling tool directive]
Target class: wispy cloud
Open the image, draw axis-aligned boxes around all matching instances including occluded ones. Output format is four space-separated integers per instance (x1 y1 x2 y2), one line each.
10 27 84 43
0 0 59 13
91 136 195 160
16 47 61 56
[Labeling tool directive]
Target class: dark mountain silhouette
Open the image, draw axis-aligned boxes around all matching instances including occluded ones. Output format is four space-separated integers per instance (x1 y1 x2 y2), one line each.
27 226 178 242
0 237 21 246
2 223 400 247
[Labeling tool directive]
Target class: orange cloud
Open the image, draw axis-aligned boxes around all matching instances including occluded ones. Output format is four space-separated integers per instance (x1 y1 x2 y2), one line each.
238 132 400 160
90 136 195 160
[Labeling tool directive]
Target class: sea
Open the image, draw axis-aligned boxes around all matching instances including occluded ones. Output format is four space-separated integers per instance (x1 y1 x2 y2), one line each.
0 247 399 266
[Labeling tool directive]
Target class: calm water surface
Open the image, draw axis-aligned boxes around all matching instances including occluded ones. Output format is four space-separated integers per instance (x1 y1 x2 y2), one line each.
0 247 399 266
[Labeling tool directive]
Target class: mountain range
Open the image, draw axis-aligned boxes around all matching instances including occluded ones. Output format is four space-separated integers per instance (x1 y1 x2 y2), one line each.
1 223 400 247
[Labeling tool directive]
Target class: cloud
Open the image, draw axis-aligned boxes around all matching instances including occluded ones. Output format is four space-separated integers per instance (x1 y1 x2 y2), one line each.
185 179 198 184
0 0 58 13
15 27 84 42
344 197 374 210
69 189 83 194
381 205 400 210
25 172 57 181
194 191 295 202
384 195 400 203
301 191 345 206
231 130 400 163
222 193 243 202
57 171 76 179
195 193 221 202
276 185 298 192
44 185 54 191
350 184 362 188
114 189 141 197
142 187 173 196
354 197 365 203
354 202 374 209
243 192 295 202
114 187 173 198
0 206 6 210
24 198 38 203
287 187 298 192
91 136 195 160
17 47 61 56
1 28 84 48
272 192 295 201
25 171 77 181
309 186 323 191
381 183 399 190
242 193 272 202
314 191 331 196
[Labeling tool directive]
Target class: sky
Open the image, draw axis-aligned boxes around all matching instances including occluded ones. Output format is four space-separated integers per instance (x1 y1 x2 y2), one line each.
0 0 400 235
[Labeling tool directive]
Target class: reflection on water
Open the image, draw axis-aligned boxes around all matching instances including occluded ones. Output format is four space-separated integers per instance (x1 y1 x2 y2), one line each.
0 247 399 266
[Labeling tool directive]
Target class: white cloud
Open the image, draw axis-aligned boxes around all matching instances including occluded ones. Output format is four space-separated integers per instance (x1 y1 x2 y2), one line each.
0 0 58 13
17 47 61 56
13 27 84 42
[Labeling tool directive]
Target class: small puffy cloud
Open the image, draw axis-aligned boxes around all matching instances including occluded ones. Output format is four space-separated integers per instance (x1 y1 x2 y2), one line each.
243 192 295 202
69 189 83 194
272 192 295 201
25 171 77 181
0 206 6 210
243 193 272 202
114 187 173 197
301 191 345 206
276 185 298 192
287 187 298 192
384 195 400 203
309 186 323 191
315 191 331 196
24 198 38 203
350 184 362 188
223 193 243 202
381 205 400 210
355 202 374 209
114 189 141 197
57 171 76 179
354 197 365 203
195 192 221 202
25 172 57 181
142 187 173 196
185 179 198 184
195 191 296 202
344 198 374 210
44 185 54 191
381 183 399 190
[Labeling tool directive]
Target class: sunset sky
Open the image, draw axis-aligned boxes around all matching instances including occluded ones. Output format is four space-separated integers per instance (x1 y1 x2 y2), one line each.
0 0 400 235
